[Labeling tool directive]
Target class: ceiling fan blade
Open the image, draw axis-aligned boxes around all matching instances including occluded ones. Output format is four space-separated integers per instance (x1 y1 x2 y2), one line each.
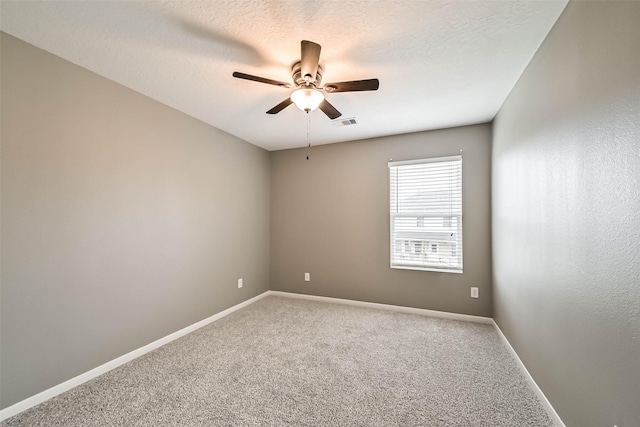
323 79 379 93
233 72 291 88
300 40 321 83
266 98 293 114
318 99 342 120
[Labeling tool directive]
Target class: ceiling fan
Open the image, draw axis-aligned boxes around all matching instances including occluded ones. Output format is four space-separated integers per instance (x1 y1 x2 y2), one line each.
232 40 379 120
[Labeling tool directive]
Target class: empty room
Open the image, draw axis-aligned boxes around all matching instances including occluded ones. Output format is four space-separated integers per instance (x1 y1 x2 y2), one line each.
1 1 638 426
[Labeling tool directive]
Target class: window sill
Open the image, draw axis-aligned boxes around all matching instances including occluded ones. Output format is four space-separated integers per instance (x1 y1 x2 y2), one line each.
391 265 463 274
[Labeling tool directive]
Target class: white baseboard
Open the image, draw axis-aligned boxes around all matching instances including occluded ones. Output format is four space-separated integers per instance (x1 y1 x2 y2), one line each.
0 291 270 422
492 320 565 427
267 290 493 324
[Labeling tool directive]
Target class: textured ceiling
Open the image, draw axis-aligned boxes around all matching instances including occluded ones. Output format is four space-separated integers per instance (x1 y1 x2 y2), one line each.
0 0 567 151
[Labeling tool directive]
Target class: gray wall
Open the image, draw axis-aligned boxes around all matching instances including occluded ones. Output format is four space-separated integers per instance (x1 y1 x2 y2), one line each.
271 124 492 317
0 33 270 409
492 2 640 426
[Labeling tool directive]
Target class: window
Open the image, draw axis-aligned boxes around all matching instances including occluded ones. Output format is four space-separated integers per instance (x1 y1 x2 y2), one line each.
389 155 463 273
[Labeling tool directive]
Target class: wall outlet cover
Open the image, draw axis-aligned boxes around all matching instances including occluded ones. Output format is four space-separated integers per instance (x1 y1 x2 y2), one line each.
471 287 479 298
238 278 243 288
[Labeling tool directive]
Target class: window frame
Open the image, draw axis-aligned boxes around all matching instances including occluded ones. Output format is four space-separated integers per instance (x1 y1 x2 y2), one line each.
388 155 463 274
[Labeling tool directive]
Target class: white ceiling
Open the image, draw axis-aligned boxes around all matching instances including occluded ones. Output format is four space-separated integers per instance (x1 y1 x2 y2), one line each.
0 0 567 151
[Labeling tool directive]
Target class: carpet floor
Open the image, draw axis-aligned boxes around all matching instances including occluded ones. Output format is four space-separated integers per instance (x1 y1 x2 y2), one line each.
2 296 553 426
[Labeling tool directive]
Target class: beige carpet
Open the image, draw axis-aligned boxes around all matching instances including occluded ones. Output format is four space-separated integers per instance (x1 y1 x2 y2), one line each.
2 296 553 426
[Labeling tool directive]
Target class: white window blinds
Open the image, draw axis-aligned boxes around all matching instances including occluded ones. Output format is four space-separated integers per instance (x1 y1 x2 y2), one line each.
389 155 463 273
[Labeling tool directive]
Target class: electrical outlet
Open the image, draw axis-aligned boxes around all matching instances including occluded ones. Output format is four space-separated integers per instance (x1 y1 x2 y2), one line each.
238 278 243 289
471 287 479 298
305 272 310 282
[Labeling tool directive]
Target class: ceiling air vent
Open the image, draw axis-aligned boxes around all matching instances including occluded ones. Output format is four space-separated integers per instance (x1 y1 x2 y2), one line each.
333 117 357 127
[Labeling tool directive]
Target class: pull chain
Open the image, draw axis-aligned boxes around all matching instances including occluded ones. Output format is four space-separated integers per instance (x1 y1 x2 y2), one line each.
306 111 311 160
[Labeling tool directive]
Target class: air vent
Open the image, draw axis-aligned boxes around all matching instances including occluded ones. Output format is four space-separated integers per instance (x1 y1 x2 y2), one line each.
333 117 357 127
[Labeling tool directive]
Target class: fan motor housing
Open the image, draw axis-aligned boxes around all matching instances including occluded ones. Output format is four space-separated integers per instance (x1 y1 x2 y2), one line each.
292 61 322 88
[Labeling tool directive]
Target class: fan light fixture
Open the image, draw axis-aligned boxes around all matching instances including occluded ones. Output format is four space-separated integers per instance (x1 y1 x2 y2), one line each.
291 88 324 112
